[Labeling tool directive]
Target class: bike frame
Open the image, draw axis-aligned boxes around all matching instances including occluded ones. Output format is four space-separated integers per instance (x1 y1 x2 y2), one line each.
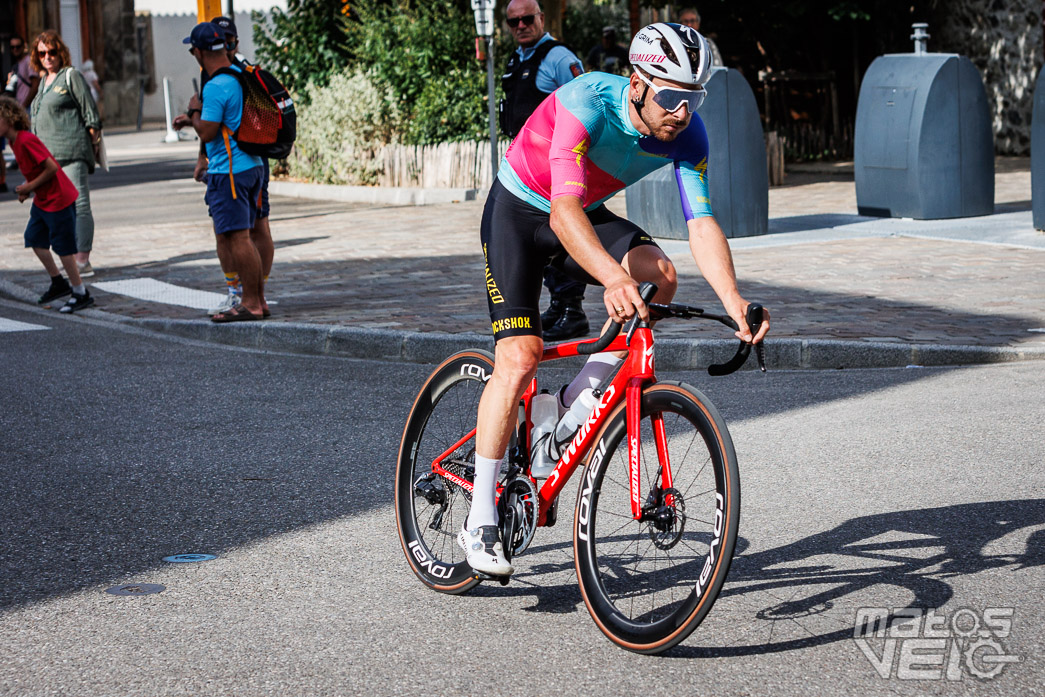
428 324 665 527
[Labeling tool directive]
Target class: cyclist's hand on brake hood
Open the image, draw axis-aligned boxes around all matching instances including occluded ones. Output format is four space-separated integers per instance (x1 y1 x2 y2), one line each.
604 275 647 324
728 300 770 344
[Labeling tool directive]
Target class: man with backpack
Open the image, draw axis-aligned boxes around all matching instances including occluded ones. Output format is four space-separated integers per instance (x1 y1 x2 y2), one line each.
182 21 266 322
175 17 278 317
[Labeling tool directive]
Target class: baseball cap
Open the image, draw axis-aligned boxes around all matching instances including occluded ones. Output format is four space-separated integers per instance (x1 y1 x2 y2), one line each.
211 16 239 39
183 22 227 51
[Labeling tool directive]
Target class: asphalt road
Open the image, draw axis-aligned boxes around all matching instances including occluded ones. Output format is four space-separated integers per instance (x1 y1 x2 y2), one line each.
0 300 1042 696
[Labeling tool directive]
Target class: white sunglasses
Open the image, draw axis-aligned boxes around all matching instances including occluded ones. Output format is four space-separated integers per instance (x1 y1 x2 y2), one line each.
636 71 706 113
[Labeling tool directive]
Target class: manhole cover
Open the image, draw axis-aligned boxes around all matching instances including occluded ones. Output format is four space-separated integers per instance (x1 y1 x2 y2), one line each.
105 583 165 596
162 553 217 563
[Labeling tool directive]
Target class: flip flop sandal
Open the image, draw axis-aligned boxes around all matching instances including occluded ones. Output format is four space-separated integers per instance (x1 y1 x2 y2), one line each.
211 304 261 323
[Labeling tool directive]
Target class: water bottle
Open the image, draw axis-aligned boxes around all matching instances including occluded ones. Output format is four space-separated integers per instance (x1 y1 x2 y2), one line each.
4 73 18 95
549 388 599 460
529 391 558 478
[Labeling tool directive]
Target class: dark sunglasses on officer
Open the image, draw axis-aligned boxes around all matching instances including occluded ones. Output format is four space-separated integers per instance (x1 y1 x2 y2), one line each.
507 14 537 28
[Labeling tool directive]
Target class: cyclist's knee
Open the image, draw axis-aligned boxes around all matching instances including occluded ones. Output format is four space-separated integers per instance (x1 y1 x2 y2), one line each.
654 260 678 300
493 335 542 386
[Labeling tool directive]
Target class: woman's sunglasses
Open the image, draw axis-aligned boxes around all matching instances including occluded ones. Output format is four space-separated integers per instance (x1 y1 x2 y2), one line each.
39 49 60 57
636 71 706 114
506 14 536 28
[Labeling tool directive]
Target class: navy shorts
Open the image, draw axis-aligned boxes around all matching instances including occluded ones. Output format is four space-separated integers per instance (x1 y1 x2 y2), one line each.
204 165 263 235
24 203 78 256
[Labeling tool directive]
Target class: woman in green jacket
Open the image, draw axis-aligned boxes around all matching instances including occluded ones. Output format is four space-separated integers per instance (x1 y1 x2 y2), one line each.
30 30 101 277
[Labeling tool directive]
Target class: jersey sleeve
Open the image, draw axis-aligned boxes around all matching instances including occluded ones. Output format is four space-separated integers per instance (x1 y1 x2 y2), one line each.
547 81 606 202
673 117 713 220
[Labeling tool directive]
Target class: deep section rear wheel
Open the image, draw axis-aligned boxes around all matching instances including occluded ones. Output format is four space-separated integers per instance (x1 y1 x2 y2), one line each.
395 350 495 594
574 382 740 653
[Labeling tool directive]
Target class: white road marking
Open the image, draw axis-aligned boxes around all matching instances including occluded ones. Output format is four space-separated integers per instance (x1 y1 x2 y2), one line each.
92 278 224 311
0 317 51 333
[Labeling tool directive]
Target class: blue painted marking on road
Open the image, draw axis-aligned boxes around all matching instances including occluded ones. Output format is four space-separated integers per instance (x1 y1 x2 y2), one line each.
162 553 217 563
105 583 166 596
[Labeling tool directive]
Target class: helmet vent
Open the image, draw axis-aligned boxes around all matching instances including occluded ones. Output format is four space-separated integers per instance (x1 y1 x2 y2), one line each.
657 37 681 67
685 46 702 71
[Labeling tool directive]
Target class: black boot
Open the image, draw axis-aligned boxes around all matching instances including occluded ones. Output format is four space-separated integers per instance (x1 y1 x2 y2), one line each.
543 296 589 342
540 296 566 330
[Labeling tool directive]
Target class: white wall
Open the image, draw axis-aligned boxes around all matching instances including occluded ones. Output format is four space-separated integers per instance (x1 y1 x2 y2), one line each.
141 10 264 123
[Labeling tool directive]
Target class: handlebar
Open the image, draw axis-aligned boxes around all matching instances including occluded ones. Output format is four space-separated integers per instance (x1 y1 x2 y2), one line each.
576 284 767 375
576 282 658 355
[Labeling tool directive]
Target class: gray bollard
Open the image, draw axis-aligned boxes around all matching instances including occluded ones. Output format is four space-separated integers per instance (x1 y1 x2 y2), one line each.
854 29 993 219
626 67 768 239
1032 68 1045 230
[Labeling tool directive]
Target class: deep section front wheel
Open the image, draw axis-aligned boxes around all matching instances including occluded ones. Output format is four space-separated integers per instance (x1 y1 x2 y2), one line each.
395 350 495 594
573 381 741 653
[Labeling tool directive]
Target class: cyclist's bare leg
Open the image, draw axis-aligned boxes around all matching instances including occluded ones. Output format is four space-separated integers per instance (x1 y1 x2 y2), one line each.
476 334 543 460
472 334 543 524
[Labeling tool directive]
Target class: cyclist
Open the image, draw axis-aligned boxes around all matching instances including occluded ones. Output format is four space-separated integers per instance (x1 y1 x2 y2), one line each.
461 23 771 576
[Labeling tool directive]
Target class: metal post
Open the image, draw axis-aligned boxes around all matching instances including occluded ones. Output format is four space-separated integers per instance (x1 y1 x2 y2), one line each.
911 23 929 55
486 37 498 178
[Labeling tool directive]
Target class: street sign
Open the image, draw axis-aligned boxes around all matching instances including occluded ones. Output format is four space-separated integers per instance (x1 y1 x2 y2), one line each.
471 0 495 38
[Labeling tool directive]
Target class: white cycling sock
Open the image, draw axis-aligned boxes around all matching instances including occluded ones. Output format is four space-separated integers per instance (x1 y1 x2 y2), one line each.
563 353 623 406
72 284 86 295
467 454 501 529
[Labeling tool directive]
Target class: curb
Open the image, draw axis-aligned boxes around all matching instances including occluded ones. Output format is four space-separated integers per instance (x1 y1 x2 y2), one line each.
268 180 479 206
123 319 1045 370
4 277 1044 370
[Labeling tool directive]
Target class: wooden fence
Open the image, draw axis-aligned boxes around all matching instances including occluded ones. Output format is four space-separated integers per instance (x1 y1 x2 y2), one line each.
377 140 510 189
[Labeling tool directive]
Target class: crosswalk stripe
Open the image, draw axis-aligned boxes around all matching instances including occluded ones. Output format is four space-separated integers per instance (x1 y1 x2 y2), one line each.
0 317 51 333
92 278 224 311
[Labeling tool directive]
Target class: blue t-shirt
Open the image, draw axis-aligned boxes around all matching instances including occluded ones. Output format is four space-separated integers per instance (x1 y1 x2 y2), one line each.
201 64 264 175
514 33 583 93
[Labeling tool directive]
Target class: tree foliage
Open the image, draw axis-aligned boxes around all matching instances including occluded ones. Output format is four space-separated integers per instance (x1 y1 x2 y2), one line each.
251 0 353 97
346 0 490 144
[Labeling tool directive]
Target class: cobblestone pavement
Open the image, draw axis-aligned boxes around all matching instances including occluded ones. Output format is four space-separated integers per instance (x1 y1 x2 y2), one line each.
1 130 1043 349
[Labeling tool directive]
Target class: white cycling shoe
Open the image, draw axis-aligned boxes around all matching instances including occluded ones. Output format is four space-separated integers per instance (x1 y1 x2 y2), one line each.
458 524 514 577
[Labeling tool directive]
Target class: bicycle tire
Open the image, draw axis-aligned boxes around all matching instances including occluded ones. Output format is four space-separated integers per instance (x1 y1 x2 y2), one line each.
395 350 496 594
573 381 740 653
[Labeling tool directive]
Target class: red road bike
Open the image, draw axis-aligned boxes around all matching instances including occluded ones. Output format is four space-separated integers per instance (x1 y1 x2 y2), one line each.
395 283 765 654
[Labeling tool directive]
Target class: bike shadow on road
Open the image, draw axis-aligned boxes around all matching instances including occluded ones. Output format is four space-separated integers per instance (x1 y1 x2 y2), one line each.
462 499 1044 657
673 498 1044 657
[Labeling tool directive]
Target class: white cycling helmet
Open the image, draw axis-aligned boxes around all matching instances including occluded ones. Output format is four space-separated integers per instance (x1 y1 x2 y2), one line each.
629 23 713 86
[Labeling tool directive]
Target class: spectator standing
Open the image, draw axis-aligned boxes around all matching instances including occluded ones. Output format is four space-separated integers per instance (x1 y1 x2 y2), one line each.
29 31 101 278
183 22 267 322
8 35 40 111
0 96 92 313
174 16 276 317
80 60 103 119
585 26 629 74
678 7 722 66
500 0 590 342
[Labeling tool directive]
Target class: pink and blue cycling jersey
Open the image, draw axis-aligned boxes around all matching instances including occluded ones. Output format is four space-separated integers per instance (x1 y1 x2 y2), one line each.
499 72 713 221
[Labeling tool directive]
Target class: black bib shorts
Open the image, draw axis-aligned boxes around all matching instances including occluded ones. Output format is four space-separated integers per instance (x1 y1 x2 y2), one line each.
480 179 660 342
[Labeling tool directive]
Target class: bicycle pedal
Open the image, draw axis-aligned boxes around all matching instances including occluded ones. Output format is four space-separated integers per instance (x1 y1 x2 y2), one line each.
473 570 511 586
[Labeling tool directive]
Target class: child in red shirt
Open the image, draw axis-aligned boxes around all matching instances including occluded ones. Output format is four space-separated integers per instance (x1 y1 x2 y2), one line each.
0 96 93 312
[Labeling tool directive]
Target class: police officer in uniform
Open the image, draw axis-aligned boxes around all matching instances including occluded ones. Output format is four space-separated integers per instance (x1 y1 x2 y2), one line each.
499 0 589 342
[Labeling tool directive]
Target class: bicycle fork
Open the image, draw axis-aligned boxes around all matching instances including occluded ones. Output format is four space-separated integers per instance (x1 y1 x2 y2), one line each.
624 329 676 522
